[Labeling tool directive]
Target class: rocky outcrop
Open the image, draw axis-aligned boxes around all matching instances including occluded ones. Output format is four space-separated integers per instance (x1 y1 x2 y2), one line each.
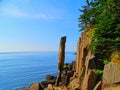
69 32 96 90
102 62 120 90
69 78 80 90
46 74 55 81
21 33 120 90
28 83 43 90
82 69 96 90
58 36 66 71
55 36 66 86
103 62 120 84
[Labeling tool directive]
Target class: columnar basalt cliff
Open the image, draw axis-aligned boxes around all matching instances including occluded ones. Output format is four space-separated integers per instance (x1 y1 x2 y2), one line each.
69 31 120 90
22 32 120 90
69 31 97 90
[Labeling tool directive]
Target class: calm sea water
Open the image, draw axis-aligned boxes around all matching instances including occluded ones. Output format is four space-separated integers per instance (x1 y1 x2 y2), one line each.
0 51 75 90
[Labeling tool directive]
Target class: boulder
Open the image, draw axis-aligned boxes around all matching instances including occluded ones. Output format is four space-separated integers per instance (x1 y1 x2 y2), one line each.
45 74 55 81
69 78 80 90
41 80 55 88
28 83 43 90
103 62 120 84
47 84 54 90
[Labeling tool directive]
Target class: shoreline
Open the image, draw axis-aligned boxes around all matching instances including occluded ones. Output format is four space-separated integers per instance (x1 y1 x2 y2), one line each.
20 61 76 90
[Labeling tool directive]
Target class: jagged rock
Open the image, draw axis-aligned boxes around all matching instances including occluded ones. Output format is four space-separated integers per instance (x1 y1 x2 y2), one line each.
75 32 95 90
76 32 90 77
41 80 55 88
82 69 97 90
47 84 54 90
45 74 55 81
93 81 102 90
63 63 68 69
28 83 43 90
63 63 72 70
71 61 76 71
85 51 95 73
69 78 80 90
103 62 120 84
67 70 74 78
73 32 96 90
61 74 68 86
67 64 72 70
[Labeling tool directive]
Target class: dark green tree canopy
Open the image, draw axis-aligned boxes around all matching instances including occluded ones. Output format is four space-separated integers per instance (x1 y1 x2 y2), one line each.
79 0 120 61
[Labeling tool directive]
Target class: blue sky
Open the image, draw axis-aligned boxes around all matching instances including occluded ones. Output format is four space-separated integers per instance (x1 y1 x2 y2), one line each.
0 0 85 52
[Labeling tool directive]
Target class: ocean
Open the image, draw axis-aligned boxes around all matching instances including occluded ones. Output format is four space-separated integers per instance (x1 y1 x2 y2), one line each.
0 51 75 90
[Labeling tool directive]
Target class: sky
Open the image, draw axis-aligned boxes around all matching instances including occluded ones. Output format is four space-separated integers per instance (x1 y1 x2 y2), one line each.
0 0 86 52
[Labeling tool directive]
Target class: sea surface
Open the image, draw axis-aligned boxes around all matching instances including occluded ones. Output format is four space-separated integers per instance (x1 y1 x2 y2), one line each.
0 51 75 90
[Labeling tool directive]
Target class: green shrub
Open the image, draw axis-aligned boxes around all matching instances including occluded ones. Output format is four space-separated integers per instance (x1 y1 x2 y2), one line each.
95 69 103 81
103 59 110 65
95 69 103 75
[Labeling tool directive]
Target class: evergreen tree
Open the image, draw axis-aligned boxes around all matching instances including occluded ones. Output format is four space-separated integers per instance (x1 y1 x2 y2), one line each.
79 0 120 61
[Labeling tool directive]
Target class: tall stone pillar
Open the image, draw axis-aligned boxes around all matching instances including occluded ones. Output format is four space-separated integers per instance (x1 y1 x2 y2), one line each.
55 36 66 86
58 36 66 71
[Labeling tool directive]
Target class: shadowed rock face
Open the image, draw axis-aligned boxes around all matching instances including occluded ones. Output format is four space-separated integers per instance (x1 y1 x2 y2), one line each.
82 69 97 90
93 81 102 90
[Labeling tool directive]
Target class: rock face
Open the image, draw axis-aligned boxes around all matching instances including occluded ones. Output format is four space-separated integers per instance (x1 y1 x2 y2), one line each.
76 32 92 77
69 78 80 90
102 62 120 89
82 69 96 90
103 62 120 84
69 32 96 90
58 36 66 71
55 36 66 86
23 33 120 90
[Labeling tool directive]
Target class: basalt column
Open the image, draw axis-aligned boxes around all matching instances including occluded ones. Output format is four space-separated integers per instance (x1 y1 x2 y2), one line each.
55 36 66 86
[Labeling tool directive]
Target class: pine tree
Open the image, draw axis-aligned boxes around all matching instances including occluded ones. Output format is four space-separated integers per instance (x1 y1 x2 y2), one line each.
79 0 120 61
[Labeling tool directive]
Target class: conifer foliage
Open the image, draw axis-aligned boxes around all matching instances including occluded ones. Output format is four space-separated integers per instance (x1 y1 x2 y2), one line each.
79 0 120 61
